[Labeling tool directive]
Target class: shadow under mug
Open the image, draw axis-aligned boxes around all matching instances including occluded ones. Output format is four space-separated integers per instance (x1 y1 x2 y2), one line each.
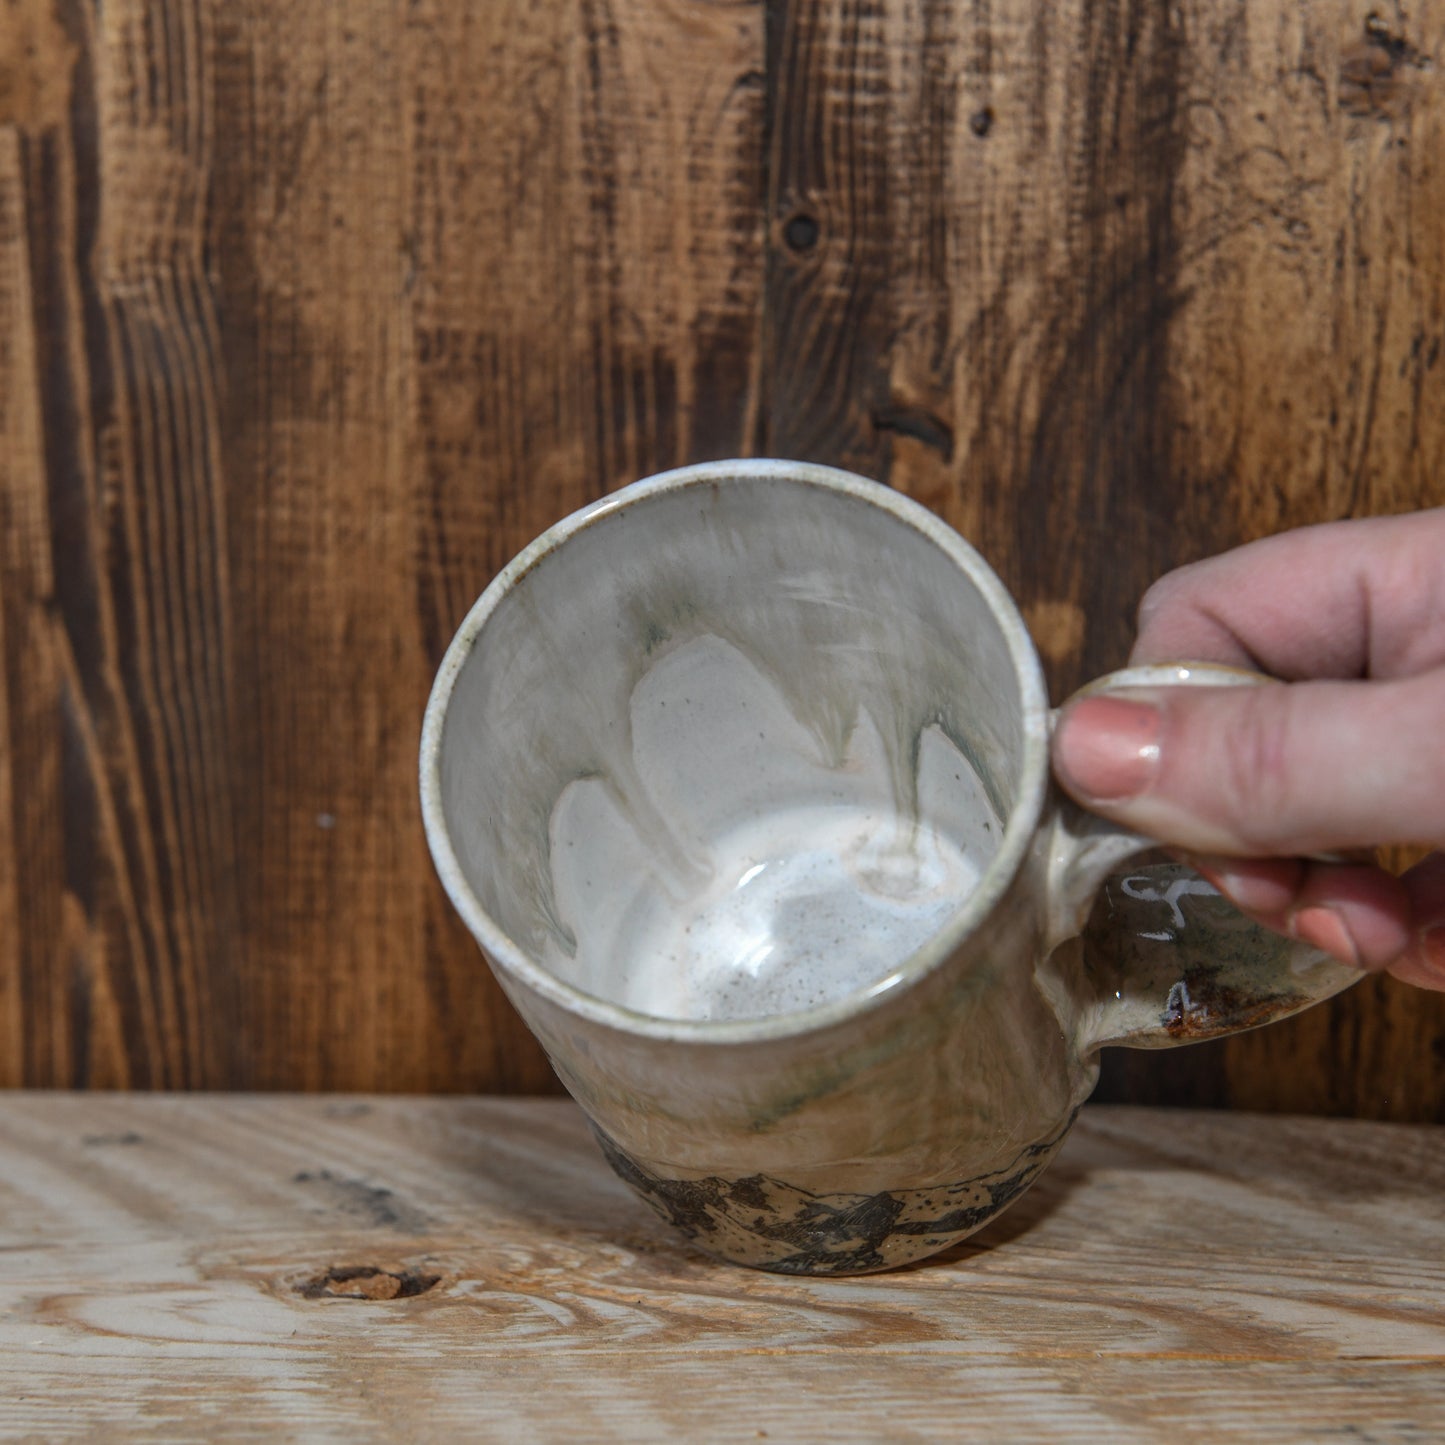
420 460 1359 1275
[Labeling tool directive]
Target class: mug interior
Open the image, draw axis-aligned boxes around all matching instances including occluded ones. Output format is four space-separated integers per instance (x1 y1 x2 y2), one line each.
423 462 1049 1032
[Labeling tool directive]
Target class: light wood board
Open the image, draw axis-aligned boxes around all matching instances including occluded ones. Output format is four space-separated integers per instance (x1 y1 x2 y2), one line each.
0 1096 1441 1441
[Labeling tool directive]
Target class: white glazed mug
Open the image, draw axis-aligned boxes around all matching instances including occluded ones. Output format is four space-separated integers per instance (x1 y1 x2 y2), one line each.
420 460 1359 1275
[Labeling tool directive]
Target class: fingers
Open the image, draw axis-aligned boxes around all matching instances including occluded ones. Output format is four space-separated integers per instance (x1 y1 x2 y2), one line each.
1392 851 1445 991
1095 510 1445 992
1184 852 1445 991
1051 670 1445 857
1130 509 1445 680
1186 856 1411 970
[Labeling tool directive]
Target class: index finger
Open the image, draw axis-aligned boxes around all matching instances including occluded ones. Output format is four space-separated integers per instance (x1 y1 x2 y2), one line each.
1130 509 1445 681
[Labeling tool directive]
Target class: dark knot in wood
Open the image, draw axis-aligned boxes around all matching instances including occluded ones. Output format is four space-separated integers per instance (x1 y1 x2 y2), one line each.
298 1265 441 1301
1339 13 1431 119
872 404 955 461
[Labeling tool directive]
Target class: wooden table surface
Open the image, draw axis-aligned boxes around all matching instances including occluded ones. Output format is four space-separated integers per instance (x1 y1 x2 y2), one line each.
0 1097 1442 1442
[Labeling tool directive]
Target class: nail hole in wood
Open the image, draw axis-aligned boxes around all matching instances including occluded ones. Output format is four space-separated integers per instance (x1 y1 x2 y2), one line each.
783 213 820 252
969 107 995 138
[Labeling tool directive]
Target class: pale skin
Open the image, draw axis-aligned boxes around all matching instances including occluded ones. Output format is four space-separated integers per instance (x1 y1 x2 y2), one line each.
1051 508 1445 992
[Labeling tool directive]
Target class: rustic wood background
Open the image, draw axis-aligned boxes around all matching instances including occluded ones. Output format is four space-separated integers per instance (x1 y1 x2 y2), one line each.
0 0 1441 1112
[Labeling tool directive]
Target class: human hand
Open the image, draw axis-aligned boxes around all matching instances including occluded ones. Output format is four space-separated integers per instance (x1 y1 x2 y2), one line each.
1050 510 1445 991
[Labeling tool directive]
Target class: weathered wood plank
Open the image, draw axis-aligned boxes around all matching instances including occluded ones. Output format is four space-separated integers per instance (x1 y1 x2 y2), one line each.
0 125 50 1090
762 0 895 471
1 0 194 1090
0 0 765 1094
93 0 242 1090
206 0 442 1092
0 1097 1440 1440
396 0 767 1091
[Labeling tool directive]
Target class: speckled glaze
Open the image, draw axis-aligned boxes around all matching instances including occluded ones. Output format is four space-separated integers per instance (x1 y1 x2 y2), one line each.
420 461 1360 1275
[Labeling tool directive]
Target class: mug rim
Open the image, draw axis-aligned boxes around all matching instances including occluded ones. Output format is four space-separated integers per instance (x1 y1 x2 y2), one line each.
419 458 1052 1044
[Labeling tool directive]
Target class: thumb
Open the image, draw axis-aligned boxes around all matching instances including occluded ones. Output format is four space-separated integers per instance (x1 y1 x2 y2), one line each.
1051 670 1445 857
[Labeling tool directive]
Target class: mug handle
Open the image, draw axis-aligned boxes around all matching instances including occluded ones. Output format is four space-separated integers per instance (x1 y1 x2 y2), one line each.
1042 662 1363 1051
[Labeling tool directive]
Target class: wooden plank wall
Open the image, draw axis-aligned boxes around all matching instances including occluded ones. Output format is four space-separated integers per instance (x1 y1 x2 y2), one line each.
0 0 1441 1114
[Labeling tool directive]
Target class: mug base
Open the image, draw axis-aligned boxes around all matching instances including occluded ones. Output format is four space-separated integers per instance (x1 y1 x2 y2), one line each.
591 1117 1076 1276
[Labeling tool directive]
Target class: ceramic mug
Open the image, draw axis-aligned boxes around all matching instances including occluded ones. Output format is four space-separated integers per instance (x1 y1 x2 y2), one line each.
420 460 1359 1275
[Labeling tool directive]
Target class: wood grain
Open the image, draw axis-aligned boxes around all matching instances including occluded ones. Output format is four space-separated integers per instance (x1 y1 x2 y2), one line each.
0 1096 1441 1441
0 0 1441 1109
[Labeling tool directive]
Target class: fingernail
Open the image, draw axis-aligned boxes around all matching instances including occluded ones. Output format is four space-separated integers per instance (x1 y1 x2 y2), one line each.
1293 905 1362 968
1187 856 1301 918
1055 695 1162 801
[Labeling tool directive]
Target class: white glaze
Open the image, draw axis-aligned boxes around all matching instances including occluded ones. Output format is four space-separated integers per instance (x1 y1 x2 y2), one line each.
580 803 977 1021
542 635 996 1021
